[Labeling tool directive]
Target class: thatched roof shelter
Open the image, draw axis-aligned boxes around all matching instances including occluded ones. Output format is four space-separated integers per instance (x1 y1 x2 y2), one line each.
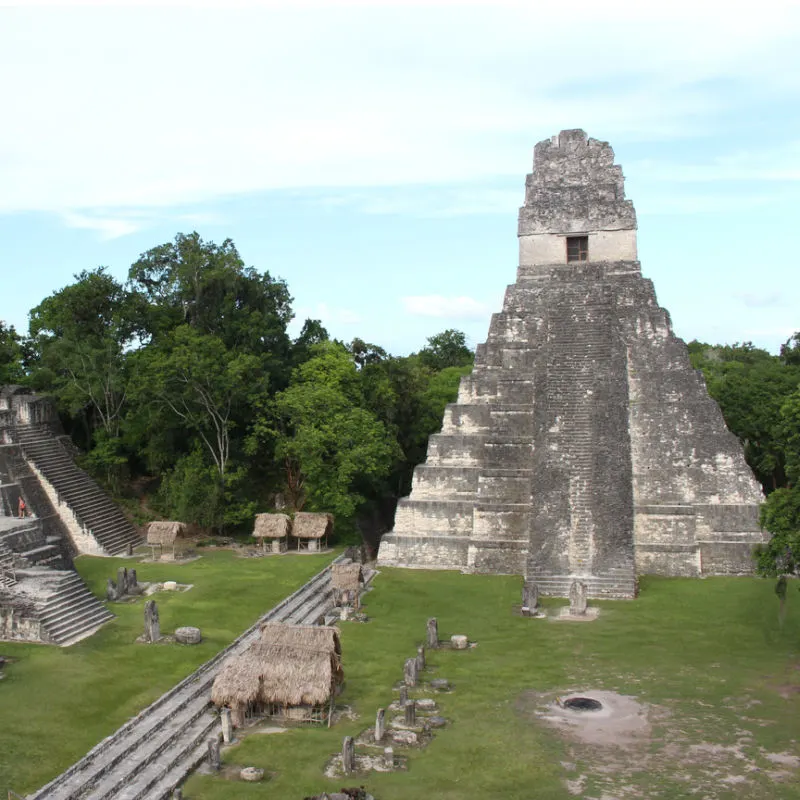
146 521 186 546
253 513 291 539
293 512 333 540
331 563 362 592
211 624 342 712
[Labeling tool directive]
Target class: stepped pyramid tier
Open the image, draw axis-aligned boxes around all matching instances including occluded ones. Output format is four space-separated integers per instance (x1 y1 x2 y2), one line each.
0 386 141 557
0 386 139 643
378 129 766 598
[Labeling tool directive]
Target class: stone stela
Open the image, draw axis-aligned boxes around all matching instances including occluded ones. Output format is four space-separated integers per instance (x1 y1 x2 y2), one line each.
378 129 766 598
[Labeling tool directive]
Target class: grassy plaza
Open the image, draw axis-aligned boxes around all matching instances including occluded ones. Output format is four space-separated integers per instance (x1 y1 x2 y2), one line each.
1 554 799 799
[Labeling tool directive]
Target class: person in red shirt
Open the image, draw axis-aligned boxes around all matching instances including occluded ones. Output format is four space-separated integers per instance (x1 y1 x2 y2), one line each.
18 497 26 518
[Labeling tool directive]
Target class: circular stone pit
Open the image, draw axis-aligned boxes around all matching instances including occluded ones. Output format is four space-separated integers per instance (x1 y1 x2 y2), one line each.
562 696 602 712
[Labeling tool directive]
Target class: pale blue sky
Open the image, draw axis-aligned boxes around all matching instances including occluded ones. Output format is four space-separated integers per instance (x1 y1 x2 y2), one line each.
1 1 799 355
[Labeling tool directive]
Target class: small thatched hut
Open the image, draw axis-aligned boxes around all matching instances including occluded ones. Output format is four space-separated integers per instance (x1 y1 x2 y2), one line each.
146 521 187 560
211 624 343 726
292 512 333 551
331 562 362 609
253 513 291 553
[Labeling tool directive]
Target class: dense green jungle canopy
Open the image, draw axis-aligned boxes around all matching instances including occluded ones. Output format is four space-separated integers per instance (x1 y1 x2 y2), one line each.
0 233 474 554
1 232 798 573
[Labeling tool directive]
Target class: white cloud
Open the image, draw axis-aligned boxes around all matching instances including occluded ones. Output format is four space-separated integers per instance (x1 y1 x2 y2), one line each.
0 2 798 216
60 211 143 240
733 291 789 309
402 295 490 320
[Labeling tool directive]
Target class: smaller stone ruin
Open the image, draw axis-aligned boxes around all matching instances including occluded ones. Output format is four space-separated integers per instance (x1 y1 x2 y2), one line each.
253 513 291 553
106 566 142 601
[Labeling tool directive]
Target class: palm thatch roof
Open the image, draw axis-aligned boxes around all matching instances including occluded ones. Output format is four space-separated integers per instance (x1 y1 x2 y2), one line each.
331 563 362 591
292 512 333 540
146 521 186 545
211 624 342 709
253 513 291 539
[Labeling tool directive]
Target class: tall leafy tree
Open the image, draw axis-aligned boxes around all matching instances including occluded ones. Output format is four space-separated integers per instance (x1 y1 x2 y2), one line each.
418 328 474 371
265 342 401 532
0 322 25 384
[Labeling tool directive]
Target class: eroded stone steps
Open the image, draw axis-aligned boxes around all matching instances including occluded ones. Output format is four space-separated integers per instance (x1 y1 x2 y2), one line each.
15 425 140 556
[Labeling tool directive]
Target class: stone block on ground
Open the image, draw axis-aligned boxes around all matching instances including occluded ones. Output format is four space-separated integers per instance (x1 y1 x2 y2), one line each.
174 626 202 644
240 766 264 782
451 634 468 649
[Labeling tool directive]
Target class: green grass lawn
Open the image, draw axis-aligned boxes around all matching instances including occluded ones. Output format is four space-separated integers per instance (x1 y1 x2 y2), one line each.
0 549 333 794
181 570 800 800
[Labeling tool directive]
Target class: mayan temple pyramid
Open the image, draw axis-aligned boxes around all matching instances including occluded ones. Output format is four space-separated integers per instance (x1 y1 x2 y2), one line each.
378 129 766 598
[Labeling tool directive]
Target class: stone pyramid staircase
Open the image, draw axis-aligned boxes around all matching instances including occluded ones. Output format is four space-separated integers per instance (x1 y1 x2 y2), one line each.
0 538 16 587
15 424 140 556
38 570 115 645
7 567 114 646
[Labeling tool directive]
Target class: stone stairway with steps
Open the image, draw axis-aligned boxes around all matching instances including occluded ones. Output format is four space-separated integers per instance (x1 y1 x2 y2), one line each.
38 571 115 645
0 538 16 587
28 556 363 800
15 425 140 556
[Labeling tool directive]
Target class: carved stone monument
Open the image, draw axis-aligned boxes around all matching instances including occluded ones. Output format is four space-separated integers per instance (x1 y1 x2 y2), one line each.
378 129 766 597
403 657 418 687
426 617 438 648
569 580 588 616
375 708 386 743
207 736 220 772
143 600 160 643
522 580 540 616
342 735 355 773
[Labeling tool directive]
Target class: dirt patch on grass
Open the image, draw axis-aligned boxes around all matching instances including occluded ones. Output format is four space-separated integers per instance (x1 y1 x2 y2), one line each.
517 689 800 799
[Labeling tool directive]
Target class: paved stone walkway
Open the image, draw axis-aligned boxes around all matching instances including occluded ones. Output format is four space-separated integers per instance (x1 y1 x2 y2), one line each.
28 556 351 800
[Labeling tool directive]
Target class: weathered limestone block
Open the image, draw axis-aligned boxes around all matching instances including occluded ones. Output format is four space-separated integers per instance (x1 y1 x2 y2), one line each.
404 700 416 726
174 626 202 644
240 766 264 782
399 685 408 706
384 746 394 768
391 729 418 746
451 634 468 650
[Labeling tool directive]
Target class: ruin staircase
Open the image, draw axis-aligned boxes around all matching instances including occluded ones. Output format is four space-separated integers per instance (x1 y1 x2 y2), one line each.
27 555 367 800
38 570 115 646
14 424 141 556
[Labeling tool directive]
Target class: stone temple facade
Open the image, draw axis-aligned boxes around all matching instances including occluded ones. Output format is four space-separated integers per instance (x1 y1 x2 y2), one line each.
378 130 766 598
